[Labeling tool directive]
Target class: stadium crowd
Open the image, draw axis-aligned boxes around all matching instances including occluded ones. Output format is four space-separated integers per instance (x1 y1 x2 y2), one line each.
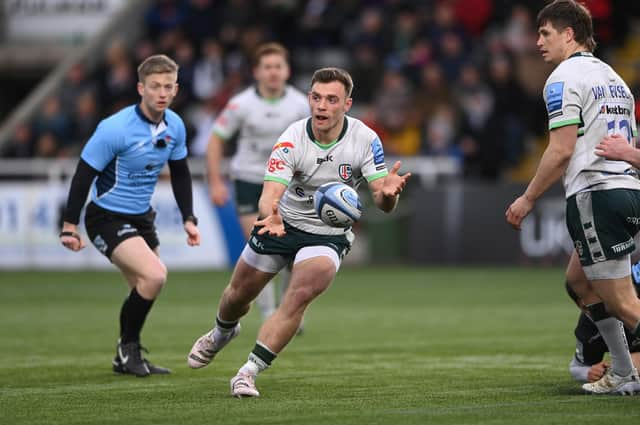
2 0 638 180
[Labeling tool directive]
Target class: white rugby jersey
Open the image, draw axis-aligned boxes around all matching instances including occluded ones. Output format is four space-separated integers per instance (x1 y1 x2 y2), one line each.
265 116 389 235
544 51 640 198
212 85 309 183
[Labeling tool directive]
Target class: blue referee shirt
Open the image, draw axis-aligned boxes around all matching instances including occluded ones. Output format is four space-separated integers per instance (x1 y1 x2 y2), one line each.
81 104 188 215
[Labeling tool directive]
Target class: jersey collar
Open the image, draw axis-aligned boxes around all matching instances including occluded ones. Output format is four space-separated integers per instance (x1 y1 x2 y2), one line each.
568 51 594 59
254 85 287 103
135 104 167 126
306 117 349 150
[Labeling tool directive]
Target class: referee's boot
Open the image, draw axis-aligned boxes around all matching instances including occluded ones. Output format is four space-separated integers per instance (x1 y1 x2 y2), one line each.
113 340 171 377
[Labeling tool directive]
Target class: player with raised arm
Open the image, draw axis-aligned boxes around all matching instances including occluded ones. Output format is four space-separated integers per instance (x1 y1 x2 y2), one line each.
187 67 410 397
207 42 309 324
60 54 200 377
505 0 640 394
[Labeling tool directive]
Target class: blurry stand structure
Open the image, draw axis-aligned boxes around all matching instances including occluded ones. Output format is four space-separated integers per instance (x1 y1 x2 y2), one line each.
0 0 154 150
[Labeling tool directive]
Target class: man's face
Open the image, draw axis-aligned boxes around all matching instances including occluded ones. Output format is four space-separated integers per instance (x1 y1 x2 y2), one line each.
137 72 178 115
537 22 567 65
254 53 289 93
308 81 352 133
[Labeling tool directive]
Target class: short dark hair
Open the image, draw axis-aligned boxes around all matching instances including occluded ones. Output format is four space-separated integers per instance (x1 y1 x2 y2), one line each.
310 67 354 98
253 42 289 67
137 54 179 83
536 0 596 52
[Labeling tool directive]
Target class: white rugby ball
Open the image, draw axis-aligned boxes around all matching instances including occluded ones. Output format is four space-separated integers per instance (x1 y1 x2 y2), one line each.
314 182 362 228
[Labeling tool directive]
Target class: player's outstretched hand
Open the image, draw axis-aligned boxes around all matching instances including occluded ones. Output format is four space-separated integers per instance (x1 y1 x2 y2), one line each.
505 195 535 231
595 134 633 162
60 223 86 252
255 201 286 237
184 221 201 246
382 161 411 197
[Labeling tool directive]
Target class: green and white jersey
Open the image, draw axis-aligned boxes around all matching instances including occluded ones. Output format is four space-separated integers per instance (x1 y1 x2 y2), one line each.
544 51 640 198
265 116 388 235
212 85 309 184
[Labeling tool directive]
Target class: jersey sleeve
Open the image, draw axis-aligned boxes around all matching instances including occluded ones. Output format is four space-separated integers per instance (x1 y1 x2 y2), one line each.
544 73 583 131
170 117 188 160
80 120 124 171
362 136 388 182
263 127 296 186
211 97 243 140
631 100 638 138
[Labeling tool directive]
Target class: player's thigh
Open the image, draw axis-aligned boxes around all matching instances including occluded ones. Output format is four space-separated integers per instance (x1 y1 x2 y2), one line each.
282 246 341 307
111 236 166 287
566 189 640 279
226 249 281 301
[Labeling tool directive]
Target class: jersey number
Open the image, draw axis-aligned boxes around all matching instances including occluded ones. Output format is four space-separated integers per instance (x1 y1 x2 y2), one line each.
606 118 632 143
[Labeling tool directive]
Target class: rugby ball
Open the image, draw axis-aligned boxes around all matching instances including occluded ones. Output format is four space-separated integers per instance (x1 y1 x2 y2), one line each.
314 182 362 228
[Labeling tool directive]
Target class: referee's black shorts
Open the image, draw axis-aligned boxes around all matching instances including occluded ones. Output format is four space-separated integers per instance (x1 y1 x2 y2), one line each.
84 202 159 260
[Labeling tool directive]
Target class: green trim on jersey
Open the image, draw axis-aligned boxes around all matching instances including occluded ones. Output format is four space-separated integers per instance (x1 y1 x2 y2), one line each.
306 117 349 150
212 129 227 140
549 118 581 130
264 175 289 186
254 86 286 104
634 128 638 137
366 171 388 182
578 129 585 137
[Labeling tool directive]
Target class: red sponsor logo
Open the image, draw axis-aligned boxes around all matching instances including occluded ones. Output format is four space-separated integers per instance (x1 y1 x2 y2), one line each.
272 141 295 152
268 158 285 172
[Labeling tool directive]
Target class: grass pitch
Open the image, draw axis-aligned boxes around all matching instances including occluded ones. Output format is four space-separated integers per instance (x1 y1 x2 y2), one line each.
1 267 639 424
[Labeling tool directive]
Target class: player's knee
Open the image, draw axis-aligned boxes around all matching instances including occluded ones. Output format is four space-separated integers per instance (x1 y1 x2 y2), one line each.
146 263 168 291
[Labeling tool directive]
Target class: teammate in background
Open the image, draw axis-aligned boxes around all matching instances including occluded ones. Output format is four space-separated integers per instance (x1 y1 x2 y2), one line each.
187 67 410 397
60 55 200 377
505 0 640 394
207 42 309 324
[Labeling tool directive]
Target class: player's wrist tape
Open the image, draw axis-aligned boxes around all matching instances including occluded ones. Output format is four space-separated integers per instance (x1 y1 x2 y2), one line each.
59 231 81 242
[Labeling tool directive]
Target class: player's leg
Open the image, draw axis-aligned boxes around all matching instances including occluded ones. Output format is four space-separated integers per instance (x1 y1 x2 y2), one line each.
566 191 640 393
239 213 277 320
111 237 168 377
231 246 339 397
278 263 304 334
187 245 284 369
236 179 278 322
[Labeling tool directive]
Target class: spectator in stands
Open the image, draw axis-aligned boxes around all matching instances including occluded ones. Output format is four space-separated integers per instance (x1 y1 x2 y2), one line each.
2 123 34 158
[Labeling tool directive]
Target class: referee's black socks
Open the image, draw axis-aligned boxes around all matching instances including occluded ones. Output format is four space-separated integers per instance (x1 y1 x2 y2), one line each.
120 288 155 344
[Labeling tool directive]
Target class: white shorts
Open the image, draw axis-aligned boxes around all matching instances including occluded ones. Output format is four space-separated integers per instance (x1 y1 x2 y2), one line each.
240 244 342 274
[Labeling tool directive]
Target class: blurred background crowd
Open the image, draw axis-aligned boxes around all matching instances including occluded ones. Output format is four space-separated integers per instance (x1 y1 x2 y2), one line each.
3 0 640 181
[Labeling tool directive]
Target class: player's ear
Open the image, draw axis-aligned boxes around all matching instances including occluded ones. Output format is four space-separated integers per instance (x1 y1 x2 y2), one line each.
137 81 144 97
344 97 353 112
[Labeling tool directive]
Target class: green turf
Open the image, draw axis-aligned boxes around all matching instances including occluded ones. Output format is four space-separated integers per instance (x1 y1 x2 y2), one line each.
1 267 639 424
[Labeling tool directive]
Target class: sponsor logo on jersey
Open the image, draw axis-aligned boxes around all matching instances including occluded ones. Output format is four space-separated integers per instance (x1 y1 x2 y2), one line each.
375 164 386 171
546 81 564 113
268 157 285 172
316 154 333 165
338 164 353 181
371 137 385 165
599 104 631 116
272 141 294 153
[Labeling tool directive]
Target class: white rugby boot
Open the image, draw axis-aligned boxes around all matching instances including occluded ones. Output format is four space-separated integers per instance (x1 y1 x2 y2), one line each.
582 367 640 395
230 372 260 398
187 324 241 369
